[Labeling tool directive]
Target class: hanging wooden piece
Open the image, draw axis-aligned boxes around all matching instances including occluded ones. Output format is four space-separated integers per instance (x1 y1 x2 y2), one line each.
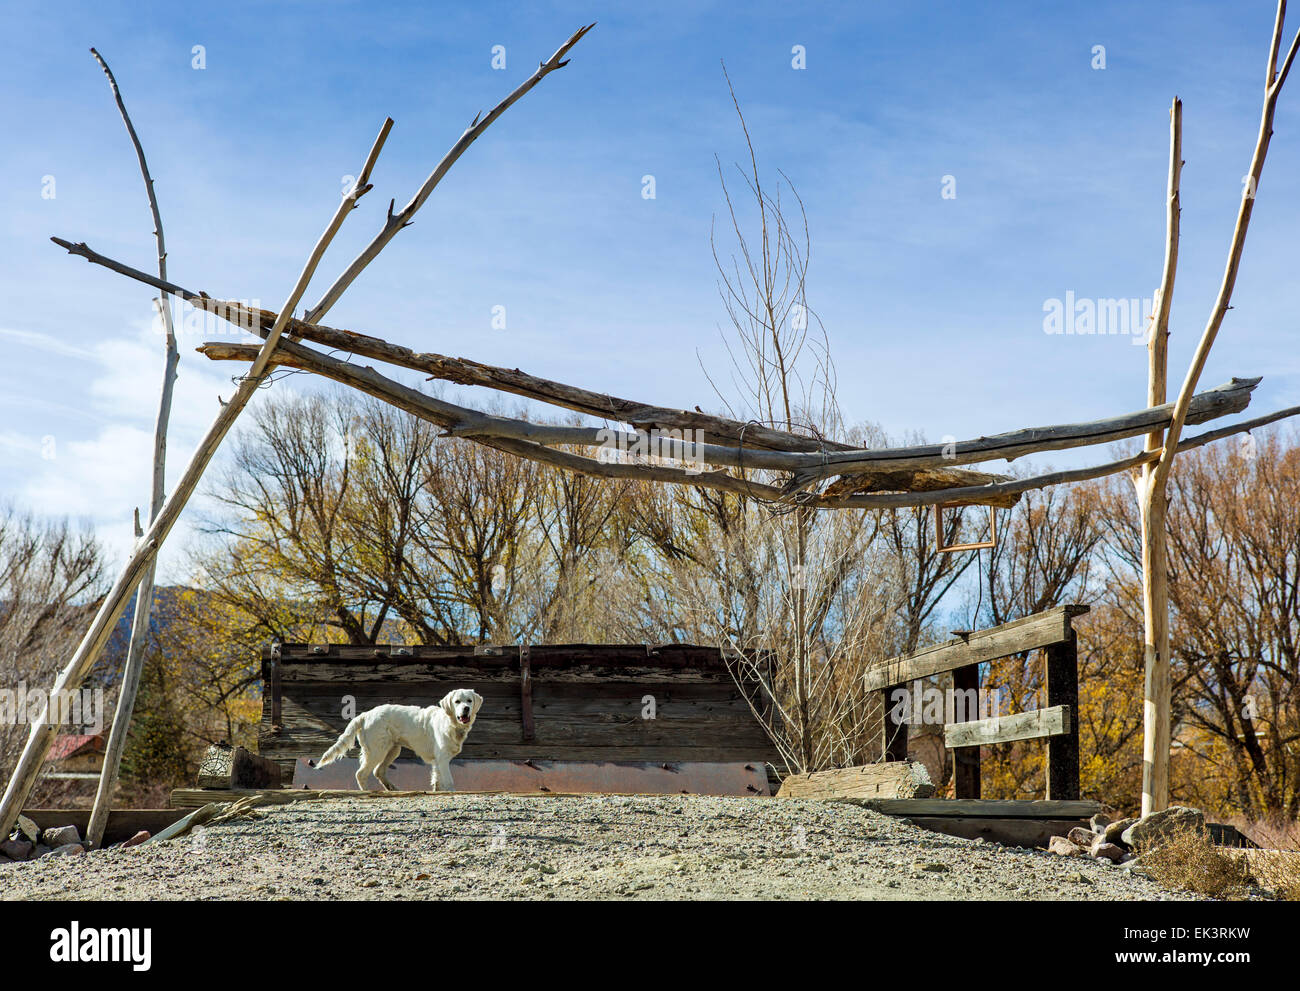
934 504 997 554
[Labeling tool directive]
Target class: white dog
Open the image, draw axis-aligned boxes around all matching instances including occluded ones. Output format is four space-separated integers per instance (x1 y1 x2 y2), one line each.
316 689 484 792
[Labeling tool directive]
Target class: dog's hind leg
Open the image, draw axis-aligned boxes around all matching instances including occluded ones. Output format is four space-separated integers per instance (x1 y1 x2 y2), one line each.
375 745 401 791
355 742 380 791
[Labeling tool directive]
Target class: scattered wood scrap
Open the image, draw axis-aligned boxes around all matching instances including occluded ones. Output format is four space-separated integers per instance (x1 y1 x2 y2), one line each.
775 760 935 800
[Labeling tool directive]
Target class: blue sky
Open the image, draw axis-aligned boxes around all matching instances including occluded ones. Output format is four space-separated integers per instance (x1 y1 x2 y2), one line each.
1 0 1297 579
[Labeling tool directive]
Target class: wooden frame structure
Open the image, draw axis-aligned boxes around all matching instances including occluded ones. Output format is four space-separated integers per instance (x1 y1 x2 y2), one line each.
935 503 997 553
865 605 1088 801
4 9 1300 841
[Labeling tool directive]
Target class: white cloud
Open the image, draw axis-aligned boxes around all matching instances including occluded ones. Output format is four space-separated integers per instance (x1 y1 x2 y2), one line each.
7 314 268 579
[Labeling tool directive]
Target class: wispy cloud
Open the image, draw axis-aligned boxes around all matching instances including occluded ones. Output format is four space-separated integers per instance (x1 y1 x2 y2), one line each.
0 327 98 362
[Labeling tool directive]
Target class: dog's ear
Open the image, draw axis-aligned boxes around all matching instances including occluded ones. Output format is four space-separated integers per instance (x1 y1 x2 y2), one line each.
439 691 457 717
471 691 484 715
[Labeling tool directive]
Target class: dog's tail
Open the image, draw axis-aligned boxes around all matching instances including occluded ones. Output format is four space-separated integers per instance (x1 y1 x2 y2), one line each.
317 716 364 767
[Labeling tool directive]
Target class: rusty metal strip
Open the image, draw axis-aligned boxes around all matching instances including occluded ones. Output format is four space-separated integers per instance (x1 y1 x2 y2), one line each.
519 643 535 742
292 757 772 795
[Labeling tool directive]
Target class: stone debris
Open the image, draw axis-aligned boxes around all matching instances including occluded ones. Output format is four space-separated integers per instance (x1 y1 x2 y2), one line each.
16 815 40 845
1104 817 1138 845
1090 840 1126 862
1049 805 1210 866
1048 836 1085 857
1120 806 1205 850
40 825 81 848
42 843 85 859
1 838 34 862
1067 826 1098 847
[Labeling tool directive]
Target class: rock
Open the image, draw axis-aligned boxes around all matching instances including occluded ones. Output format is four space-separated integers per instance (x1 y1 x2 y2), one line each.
1090 839 1126 862
1089 813 1112 834
1120 854 1147 873
1 837 34 861
1067 827 1099 847
1048 836 1084 857
40 824 81 848
120 830 150 848
1121 806 1205 851
33 844 51 858
16 814 40 844
42 843 85 859
1105 817 1138 845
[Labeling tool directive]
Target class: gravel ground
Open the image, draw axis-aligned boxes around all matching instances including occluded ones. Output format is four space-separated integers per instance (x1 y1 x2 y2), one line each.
0 793 1200 901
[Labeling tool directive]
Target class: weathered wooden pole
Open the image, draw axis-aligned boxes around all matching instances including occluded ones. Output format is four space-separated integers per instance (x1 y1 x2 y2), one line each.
84 47 181 850
1140 3 1297 814
0 118 393 842
1138 98 1181 816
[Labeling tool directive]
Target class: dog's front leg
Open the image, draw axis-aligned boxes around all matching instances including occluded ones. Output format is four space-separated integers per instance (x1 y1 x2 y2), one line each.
432 759 455 793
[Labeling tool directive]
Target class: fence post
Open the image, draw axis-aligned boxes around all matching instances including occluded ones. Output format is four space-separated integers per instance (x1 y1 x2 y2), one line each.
1045 634 1081 800
951 664 981 798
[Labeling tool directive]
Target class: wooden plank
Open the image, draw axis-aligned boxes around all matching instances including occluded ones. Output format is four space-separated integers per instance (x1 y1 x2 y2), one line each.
943 705 1071 749
839 798 1101 818
1045 639 1081 801
274 642 733 672
951 663 981 799
278 663 733 685
906 816 1089 848
277 681 746 701
863 605 1089 691
272 701 764 746
259 736 779 765
775 761 934 800
21 808 188 846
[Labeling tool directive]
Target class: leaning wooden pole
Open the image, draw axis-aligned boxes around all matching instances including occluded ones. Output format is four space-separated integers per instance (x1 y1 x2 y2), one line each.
1139 3 1299 814
84 47 181 850
1138 97 1181 817
0 118 393 842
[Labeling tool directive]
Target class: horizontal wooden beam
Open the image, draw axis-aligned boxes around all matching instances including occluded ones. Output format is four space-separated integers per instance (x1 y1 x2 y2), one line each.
775 760 935 800
836 798 1102 818
944 705 1071 748
863 605 1088 692
20 808 188 847
905 816 1089 848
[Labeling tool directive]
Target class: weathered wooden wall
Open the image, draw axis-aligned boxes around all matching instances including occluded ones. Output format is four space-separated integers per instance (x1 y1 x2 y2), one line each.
259 643 782 774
